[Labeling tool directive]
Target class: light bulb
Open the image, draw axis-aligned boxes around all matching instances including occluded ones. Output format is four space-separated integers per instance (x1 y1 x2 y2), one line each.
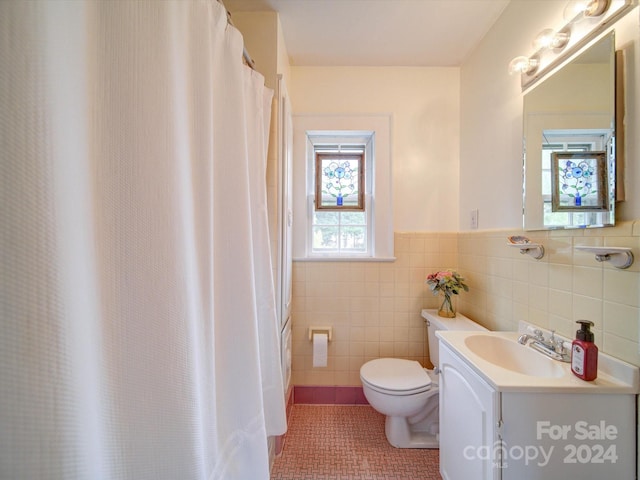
533 27 571 52
564 0 590 21
585 0 610 16
551 29 571 49
564 0 610 22
532 29 556 50
508 56 539 75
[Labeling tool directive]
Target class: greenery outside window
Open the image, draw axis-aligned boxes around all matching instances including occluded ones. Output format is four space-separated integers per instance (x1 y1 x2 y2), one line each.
312 210 367 254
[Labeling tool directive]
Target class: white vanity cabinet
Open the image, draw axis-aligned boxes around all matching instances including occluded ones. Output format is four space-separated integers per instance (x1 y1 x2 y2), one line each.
439 343 500 480
439 339 637 480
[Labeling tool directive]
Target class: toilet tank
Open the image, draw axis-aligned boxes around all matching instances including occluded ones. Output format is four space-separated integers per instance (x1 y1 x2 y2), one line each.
421 309 487 368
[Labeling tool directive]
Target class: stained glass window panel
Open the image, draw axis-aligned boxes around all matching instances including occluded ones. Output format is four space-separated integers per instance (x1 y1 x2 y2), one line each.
315 153 364 210
551 152 608 212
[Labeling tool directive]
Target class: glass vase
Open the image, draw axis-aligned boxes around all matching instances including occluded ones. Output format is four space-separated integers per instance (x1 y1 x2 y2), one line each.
438 293 456 318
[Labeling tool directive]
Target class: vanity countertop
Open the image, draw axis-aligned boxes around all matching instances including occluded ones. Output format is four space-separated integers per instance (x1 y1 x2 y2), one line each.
437 330 640 394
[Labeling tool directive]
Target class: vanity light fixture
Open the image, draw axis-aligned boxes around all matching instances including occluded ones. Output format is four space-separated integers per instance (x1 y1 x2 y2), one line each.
509 0 634 89
509 26 570 77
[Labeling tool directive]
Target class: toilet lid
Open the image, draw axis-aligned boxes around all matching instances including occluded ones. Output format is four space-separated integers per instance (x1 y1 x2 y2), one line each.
360 358 432 392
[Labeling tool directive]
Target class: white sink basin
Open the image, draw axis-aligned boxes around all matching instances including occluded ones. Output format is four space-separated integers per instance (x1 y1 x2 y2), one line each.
437 328 639 393
464 334 565 378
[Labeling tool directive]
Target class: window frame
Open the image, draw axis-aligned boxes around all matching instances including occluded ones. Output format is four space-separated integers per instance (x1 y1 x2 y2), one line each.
306 132 374 258
540 131 609 228
292 115 394 262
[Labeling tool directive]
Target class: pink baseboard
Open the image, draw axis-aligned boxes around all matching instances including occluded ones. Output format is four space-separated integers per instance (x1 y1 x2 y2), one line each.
293 385 369 405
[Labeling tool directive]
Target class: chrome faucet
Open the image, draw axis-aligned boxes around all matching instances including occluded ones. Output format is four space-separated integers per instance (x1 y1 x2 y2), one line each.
517 329 544 345
539 330 557 350
518 329 571 362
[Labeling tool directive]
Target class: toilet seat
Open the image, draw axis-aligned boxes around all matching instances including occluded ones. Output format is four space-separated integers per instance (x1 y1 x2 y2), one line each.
360 358 432 395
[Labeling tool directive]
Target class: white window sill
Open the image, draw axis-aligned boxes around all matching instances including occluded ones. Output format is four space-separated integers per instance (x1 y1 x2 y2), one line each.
293 256 396 263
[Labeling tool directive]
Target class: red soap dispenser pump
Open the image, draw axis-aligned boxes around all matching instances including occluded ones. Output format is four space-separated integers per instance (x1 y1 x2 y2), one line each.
571 320 598 381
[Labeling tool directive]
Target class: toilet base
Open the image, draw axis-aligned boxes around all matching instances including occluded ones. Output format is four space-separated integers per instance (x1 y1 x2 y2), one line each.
385 415 439 449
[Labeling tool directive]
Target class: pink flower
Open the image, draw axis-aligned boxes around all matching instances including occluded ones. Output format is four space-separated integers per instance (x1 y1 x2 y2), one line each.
425 270 469 297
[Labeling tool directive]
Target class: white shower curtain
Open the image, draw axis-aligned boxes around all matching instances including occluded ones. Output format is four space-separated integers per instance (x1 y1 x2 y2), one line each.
0 1 285 479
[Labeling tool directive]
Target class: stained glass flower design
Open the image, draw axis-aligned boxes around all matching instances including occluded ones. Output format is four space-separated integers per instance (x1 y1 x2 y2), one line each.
559 159 596 206
316 153 363 209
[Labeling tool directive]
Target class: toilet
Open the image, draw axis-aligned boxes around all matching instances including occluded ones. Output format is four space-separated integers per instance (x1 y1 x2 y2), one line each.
360 308 487 448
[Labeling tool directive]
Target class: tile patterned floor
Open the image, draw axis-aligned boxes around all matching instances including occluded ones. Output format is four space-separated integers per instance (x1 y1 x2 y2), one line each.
271 405 442 480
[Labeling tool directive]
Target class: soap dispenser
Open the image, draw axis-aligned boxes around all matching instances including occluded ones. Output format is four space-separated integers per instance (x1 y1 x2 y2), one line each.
571 320 598 381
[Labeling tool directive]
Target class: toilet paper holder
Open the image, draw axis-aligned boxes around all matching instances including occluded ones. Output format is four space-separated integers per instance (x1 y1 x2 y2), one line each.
308 326 332 342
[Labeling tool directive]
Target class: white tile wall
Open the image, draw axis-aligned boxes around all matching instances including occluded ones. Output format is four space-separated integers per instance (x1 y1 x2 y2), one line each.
291 222 640 386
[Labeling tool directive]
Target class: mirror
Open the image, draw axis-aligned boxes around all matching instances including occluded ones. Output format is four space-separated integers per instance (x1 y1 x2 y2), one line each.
523 33 616 230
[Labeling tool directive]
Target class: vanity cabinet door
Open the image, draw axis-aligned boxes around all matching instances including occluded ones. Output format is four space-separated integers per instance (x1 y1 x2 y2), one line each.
439 342 500 480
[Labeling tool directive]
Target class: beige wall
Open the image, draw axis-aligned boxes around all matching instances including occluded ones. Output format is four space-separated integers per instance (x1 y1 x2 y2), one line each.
288 65 460 384
232 12 279 89
290 66 460 232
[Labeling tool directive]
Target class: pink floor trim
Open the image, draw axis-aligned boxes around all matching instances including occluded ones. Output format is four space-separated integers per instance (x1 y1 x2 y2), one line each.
270 405 442 480
293 385 369 405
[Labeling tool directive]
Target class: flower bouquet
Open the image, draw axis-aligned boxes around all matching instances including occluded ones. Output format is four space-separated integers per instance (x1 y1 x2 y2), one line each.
425 270 469 317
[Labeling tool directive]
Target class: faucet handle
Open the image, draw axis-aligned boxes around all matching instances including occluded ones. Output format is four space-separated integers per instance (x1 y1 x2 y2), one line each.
555 338 565 354
533 329 544 341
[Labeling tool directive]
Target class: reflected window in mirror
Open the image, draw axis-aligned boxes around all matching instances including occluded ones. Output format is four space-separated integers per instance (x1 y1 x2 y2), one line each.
540 131 614 228
523 33 616 230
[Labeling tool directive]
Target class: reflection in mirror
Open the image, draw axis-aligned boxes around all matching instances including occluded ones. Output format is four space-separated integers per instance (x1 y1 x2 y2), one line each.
523 33 616 230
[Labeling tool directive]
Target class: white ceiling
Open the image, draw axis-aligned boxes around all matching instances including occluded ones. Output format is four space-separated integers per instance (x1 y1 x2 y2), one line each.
223 0 510 66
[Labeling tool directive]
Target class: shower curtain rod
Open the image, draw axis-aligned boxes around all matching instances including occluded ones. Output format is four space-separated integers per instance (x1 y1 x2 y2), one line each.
217 0 257 70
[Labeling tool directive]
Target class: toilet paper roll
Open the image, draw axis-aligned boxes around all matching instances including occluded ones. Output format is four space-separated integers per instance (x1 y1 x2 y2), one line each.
312 332 328 367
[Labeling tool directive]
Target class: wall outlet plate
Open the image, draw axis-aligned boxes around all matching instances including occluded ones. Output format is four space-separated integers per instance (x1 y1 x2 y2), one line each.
470 209 479 229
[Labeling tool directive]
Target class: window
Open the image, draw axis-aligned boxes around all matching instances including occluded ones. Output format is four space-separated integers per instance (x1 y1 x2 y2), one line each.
308 135 373 256
292 115 393 261
541 130 612 228
313 149 367 254
312 210 367 254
